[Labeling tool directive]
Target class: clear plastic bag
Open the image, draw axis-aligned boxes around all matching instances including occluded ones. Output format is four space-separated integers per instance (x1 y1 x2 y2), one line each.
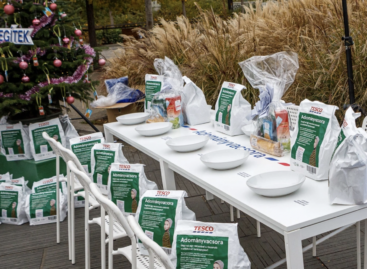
146 57 184 128
239 51 299 156
91 83 144 108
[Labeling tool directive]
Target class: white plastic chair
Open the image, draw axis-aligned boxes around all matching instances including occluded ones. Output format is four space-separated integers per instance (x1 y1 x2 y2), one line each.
89 182 138 269
42 132 67 244
127 215 175 269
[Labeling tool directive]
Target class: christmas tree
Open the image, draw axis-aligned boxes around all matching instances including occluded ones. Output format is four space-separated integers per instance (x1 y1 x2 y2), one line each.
0 0 99 120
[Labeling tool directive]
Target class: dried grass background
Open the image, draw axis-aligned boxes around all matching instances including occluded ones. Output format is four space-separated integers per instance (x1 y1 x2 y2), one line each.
104 0 367 121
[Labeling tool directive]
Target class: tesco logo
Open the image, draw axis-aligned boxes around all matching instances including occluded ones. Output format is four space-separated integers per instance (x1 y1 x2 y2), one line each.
119 164 130 170
310 106 323 114
39 122 49 127
80 136 91 141
342 120 348 128
6 126 13 129
42 179 53 184
5 186 13 190
156 191 170 196
103 144 110 149
228 83 235 88
193 226 214 234
151 76 157 80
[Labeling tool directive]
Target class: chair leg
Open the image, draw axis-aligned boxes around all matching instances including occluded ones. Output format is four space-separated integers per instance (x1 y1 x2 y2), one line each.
230 205 234 222
131 238 137 269
85 193 90 269
101 207 106 269
364 220 367 269
71 171 76 264
236 209 240 219
67 167 71 261
312 236 316 256
109 215 114 269
257 221 261 238
56 155 60 244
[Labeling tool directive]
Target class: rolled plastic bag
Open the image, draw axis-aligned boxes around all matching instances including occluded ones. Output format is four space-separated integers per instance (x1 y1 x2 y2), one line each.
181 76 210 126
239 51 299 155
91 83 144 108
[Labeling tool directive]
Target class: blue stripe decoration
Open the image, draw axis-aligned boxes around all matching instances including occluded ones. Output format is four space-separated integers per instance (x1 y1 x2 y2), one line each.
265 157 279 161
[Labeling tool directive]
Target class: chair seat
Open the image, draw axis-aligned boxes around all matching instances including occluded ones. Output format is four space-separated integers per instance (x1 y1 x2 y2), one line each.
75 191 100 209
89 215 127 241
113 245 165 269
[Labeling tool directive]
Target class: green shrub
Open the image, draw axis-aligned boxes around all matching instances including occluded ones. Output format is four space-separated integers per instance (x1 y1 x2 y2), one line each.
95 29 124 45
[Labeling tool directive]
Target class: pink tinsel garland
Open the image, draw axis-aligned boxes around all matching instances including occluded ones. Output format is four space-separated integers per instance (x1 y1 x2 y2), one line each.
29 14 56 37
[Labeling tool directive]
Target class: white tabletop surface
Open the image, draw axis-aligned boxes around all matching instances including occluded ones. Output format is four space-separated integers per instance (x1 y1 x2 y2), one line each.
105 116 367 232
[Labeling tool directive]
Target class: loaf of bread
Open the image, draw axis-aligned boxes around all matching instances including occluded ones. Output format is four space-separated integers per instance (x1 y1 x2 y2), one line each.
250 134 283 157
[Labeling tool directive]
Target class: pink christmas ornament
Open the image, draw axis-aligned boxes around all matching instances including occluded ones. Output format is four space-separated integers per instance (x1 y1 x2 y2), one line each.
49 3 57 11
4 4 14 15
74 29 82 36
19 61 28 70
32 18 40 26
98 59 106 66
0 75 4 84
53 58 62 67
21 74 30 83
66 96 74 104
63 37 70 44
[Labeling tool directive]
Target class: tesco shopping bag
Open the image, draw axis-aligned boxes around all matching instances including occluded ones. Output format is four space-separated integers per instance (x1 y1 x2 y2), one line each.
290 100 340 180
91 143 128 194
32 175 68 195
70 132 105 175
214 82 251 136
181 76 211 126
0 172 12 183
0 183 28 225
0 122 32 161
145 74 164 111
29 118 66 161
25 190 67 225
171 220 251 269
108 163 158 215
135 190 196 255
10 177 31 195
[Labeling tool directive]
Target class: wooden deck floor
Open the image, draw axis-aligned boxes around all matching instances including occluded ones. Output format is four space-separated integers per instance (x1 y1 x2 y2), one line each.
0 142 365 269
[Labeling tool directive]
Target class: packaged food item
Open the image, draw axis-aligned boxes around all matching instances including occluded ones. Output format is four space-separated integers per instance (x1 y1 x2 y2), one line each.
145 74 164 111
0 122 32 161
181 76 211 126
70 132 105 176
240 51 299 155
25 190 67 225
91 143 129 195
250 134 283 156
214 81 251 136
29 118 67 161
171 220 251 269
0 183 28 225
329 107 367 204
107 163 158 215
135 190 196 255
290 99 340 180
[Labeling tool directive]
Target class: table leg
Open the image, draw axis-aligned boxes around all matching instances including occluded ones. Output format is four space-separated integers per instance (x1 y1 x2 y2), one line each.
284 229 304 269
159 159 176 190
105 128 114 143
230 205 234 222
205 191 214 201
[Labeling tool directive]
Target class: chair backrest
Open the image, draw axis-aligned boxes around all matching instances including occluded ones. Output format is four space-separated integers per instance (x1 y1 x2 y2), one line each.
89 182 135 240
127 215 174 269
42 132 62 157
55 142 85 172
68 160 92 193
362 116 367 133
286 105 299 130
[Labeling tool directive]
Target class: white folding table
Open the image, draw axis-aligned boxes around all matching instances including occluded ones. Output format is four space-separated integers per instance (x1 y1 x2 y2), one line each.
104 119 367 269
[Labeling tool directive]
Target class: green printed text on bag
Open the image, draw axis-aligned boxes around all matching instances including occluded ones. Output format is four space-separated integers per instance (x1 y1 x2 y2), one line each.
145 81 162 109
215 88 236 126
72 139 102 173
110 171 140 214
291 113 329 168
93 150 115 185
31 125 61 154
176 235 228 269
0 190 18 218
138 197 178 250
30 191 57 219
1 129 24 155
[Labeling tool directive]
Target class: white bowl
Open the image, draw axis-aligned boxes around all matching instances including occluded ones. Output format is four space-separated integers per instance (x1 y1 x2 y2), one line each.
135 122 173 136
246 171 305 197
200 149 250 170
116 113 150 125
241 124 255 136
166 135 209 152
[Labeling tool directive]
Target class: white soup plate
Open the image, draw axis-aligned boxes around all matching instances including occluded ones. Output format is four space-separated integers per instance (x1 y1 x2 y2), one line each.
200 149 250 170
116 112 150 125
135 122 172 136
246 171 305 197
166 135 209 152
